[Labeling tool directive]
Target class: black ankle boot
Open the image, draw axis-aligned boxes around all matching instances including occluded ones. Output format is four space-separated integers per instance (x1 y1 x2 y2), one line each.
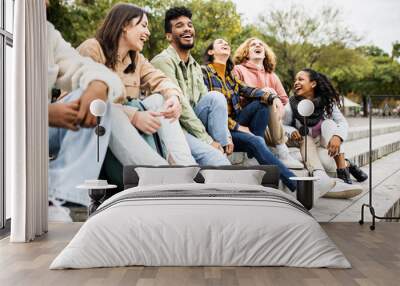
337 168 352 184
346 159 368 182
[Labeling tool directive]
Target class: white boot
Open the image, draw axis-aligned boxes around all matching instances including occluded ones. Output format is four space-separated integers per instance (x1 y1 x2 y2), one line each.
312 169 336 202
275 144 304 169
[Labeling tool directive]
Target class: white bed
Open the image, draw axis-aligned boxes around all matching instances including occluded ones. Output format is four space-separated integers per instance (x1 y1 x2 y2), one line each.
50 183 350 269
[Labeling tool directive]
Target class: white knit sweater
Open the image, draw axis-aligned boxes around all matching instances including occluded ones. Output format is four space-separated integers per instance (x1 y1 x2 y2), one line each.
47 22 124 101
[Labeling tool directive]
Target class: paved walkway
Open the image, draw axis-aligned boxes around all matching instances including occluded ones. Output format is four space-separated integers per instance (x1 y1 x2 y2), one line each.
312 148 400 222
290 117 400 222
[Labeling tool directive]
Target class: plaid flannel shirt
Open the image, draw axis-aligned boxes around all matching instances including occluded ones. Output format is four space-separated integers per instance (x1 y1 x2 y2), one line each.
201 64 266 130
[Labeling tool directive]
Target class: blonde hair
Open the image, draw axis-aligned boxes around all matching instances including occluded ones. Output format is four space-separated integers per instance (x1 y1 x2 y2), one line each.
233 37 276 73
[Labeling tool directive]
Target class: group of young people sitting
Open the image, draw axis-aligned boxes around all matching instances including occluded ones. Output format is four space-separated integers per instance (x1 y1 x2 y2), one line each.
47 2 367 205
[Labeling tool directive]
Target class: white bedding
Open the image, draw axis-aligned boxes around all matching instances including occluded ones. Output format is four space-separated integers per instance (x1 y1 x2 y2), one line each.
50 183 351 269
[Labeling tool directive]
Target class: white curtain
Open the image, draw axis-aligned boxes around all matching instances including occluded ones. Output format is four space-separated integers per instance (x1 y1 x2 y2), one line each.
8 0 48 242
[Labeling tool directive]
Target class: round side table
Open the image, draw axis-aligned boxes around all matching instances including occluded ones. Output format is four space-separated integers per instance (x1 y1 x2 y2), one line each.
77 184 117 216
289 177 318 210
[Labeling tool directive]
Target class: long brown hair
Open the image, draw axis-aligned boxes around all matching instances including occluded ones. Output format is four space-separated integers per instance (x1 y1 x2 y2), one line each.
96 3 146 73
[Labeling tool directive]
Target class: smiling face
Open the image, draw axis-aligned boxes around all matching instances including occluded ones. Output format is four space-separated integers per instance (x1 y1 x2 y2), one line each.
123 14 150 52
167 16 195 50
208 39 231 58
248 39 265 61
294 71 316 98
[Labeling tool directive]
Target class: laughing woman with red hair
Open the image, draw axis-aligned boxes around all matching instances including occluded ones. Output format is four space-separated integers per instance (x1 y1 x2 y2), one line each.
233 38 302 169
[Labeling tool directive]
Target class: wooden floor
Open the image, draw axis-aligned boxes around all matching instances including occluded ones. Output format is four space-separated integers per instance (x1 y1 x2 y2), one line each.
0 223 399 286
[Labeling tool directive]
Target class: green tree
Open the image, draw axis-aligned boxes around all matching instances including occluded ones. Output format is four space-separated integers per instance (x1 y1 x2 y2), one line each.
46 0 80 45
336 46 400 115
187 0 242 61
357 45 389 57
315 43 372 93
47 0 243 61
46 0 400 108
392 41 400 60
257 4 361 92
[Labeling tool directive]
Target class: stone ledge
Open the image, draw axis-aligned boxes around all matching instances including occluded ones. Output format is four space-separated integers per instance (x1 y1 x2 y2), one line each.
311 149 400 222
347 122 400 141
345 131 400 167
229 129 400 167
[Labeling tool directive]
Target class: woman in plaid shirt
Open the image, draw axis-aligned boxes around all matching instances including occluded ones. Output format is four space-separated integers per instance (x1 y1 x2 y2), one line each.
201 38 297 192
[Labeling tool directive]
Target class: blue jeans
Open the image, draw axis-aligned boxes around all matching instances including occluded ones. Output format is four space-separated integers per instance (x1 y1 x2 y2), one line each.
185 91 231 166
232 101 296 191
236 100 269 137
48 89 111 205
194 91 230 146
185 132 231 166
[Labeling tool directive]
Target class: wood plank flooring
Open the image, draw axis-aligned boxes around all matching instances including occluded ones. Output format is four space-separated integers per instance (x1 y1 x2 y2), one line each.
0 222 399 286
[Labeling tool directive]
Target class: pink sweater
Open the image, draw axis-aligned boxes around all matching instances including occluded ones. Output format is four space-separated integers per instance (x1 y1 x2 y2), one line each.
233 61 289 105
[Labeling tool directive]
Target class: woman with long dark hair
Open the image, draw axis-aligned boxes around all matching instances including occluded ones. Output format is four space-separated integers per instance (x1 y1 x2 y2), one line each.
283 68 367 198
77 3 195 166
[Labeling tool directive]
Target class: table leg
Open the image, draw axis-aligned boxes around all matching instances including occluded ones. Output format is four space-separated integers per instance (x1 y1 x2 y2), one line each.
296 181 314 210
88 189 106 216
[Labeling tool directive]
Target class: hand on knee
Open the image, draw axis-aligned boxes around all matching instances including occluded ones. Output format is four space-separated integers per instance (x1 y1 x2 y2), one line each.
327 135 342 157
48 102 80 131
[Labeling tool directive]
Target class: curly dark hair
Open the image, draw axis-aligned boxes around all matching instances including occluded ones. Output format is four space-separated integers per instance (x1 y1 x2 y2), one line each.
302 68 341 117
164 6 192 33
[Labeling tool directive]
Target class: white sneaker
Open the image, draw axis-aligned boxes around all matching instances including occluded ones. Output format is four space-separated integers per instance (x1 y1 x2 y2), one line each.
322 179 363 199
275 145 304 169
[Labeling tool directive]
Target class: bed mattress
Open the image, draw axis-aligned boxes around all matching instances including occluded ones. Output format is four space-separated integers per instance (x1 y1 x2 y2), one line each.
50 183 350 269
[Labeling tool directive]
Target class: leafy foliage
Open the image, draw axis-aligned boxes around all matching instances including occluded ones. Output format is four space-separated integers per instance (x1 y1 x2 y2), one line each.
47 0 400 103
47 0 242 61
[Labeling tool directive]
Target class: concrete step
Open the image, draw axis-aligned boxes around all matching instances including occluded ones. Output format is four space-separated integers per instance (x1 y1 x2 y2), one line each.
311 149 400 222
346 122 400 141
228 119 400 166
229 130 400 168
344 131 400 167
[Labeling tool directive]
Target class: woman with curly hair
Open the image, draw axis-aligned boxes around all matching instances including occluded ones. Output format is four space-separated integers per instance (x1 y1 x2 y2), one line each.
284 68 367 199
233 38 302 169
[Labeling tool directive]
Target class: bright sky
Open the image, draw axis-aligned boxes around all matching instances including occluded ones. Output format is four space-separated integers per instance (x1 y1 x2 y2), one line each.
232 0 400 54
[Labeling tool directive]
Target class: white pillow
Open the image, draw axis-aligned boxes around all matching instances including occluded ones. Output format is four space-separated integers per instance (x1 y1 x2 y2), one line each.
200 169 266 185
135 167 200 186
